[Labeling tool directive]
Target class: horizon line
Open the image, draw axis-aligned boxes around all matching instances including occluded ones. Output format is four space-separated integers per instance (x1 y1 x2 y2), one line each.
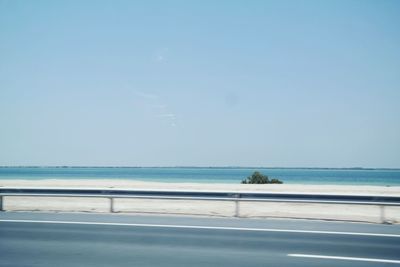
0 165 399 170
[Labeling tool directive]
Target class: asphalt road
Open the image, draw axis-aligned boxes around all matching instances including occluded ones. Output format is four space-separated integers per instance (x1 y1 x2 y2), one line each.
1 212 400 267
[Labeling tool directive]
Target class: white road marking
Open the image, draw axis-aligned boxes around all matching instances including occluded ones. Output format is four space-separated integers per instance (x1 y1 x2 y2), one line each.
288 254 400 264
0 219 399 237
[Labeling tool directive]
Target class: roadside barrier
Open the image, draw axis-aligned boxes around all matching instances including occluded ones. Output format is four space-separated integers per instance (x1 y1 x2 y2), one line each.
1 188 399 223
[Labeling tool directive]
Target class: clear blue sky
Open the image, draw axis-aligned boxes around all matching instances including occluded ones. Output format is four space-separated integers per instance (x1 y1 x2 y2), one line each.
1 0 399 167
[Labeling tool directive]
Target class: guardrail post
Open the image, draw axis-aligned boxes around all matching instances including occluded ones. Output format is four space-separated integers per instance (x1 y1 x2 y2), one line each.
380 205 387 224
109 197 114 213
234 194 240 217
0 196 3 211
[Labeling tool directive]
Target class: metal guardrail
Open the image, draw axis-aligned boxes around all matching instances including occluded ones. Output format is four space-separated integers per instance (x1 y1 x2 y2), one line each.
1 188 400 223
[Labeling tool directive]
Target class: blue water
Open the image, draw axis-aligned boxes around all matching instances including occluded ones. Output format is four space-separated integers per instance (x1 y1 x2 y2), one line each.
0 167 400 186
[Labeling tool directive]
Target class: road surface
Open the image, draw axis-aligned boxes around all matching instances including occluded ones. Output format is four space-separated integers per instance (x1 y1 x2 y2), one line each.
1 212 400 266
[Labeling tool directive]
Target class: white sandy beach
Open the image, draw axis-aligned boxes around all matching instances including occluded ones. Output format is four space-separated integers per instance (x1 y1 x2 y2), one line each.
1 179 400 223
1 179 400 195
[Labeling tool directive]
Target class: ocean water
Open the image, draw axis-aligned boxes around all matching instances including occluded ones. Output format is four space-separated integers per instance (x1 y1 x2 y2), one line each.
0 167 400 186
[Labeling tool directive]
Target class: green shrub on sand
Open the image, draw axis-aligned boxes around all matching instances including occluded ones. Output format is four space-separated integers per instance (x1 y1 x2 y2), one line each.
241 171 283 184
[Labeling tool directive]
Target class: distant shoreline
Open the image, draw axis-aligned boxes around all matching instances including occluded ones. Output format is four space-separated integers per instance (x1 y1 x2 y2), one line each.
1 166 399 170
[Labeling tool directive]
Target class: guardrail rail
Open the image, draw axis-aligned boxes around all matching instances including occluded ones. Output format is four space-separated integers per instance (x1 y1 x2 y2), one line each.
1 188 400 223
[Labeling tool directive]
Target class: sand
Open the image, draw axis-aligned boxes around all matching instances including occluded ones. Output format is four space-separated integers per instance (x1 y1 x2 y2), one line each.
1 179 400 223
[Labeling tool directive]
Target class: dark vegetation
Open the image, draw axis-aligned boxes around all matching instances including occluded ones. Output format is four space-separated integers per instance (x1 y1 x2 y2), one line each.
241 171 283 184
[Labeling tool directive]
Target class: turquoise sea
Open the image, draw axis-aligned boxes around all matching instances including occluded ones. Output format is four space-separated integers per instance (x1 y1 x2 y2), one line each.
0 167 400 186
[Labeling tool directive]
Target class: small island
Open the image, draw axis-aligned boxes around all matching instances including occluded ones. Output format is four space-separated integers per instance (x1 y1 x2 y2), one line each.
241 171 283 184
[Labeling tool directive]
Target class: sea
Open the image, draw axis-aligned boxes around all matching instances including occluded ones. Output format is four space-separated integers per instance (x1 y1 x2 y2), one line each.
0 167 400 186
